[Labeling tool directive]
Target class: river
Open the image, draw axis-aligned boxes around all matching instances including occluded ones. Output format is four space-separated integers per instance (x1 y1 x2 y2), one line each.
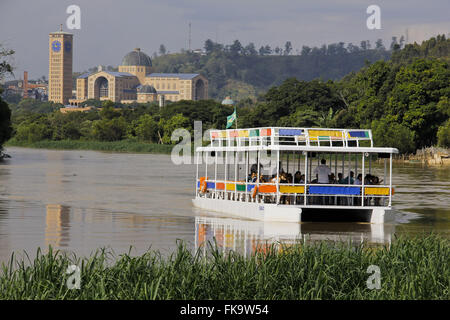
0 147 449 262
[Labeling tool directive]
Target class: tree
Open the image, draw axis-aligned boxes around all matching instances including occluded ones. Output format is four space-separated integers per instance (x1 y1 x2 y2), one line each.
134 114 158 142
92 117 128 141
244 43 257 56
371 118 415 154
229 40 243 57
0 96 12 147
375 39 384 50
360 40 367 50
0 45 14 150
301 46 311 56
159 44 167 56
284 41 293 55
159 113 190 144
437 120 450 147
274 46 283 55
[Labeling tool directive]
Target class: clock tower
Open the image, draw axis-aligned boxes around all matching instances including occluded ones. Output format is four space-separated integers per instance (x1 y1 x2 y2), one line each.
48 25 73 104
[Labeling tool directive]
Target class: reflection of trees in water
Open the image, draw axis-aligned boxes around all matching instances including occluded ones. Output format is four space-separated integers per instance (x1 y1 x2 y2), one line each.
45 204 71 248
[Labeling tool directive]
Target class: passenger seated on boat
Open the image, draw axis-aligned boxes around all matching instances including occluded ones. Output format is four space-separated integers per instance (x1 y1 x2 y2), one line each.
338 173 345 184
250 163 263 175
341 171 354 184
300 174 305 183
287 173 293 183
294 171 302 183
355 174 363 185
249 172 257 182
279 172 289 204
329 173 337 184
314 159 331 184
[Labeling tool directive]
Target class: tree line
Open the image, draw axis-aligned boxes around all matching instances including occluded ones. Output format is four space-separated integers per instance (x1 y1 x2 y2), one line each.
1 35 449 154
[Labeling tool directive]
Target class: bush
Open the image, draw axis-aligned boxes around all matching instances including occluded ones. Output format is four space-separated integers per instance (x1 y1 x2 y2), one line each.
371 118 416 154
0 96 12 148
92 117 128 141
437 120 450 147
14 122 51 142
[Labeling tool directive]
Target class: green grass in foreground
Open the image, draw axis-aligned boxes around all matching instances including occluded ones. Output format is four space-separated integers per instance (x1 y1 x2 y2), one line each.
0 234 448 300
5 138 173 154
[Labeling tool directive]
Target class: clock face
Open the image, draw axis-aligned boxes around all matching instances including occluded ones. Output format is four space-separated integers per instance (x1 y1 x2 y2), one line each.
52 40 61 52
64 41 72 52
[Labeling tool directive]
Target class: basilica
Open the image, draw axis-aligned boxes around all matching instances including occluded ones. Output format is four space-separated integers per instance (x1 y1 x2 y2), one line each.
69 48 208 106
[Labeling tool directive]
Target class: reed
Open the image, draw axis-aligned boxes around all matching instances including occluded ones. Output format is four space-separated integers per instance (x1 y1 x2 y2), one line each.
5 139 174 154
0 234 448 300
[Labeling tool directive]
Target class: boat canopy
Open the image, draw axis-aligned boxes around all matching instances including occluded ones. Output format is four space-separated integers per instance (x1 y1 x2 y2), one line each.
196 127 398 154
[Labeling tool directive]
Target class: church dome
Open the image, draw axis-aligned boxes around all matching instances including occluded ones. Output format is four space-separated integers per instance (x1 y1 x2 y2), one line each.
121 48 152 67
138 85 157 94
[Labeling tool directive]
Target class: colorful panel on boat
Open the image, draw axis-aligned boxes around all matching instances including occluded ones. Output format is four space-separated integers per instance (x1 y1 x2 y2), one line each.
218 131 227 138
215 182 225 190
228 130 239 138
260 128 272 136
309 186 361 195
258 185 277 193
236 184 246 192
226 183 235 191
308 130 343 138
348 131 369 138
197 181 215 189
364 187 390 195
279 129 303 136
238 130 249 137
247 184 256 192
279 185 305 193
249 129 260 137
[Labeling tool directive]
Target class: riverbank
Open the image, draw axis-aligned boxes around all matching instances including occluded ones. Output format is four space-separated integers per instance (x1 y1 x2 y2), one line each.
0 234 448 300
5 139 174 154
393 147 450 167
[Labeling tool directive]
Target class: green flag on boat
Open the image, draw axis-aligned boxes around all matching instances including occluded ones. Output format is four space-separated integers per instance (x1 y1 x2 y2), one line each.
226 107 237 129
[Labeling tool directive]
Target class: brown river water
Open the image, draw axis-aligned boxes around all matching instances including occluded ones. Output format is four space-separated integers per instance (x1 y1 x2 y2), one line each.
0 147 449 262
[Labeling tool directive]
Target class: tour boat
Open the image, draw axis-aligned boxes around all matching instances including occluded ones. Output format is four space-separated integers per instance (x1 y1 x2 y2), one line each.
192 127 398 224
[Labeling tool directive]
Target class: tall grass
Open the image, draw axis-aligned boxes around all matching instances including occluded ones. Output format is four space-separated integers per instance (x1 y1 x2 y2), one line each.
0 234 448 300
5 139 174 154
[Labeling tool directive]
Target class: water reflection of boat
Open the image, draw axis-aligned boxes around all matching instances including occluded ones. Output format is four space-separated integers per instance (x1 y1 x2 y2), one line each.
45 204 71 248
195 215 395 257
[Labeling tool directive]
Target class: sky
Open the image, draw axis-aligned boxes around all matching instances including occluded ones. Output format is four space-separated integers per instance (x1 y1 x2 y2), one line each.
0 0 449 81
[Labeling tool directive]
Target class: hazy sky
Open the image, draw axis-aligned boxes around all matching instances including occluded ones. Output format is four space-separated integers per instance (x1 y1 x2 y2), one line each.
1 0 449 80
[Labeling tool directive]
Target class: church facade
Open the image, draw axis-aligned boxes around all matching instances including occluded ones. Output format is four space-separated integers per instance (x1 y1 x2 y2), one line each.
69 48 208 106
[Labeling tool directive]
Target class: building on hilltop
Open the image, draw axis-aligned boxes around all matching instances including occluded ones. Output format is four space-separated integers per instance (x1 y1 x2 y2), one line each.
68 48 208 106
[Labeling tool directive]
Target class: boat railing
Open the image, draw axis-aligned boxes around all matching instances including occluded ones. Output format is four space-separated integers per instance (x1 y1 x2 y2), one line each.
196 178 392 207
209 127 374 148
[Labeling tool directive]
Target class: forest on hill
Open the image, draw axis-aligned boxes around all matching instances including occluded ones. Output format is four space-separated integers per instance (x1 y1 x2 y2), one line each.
69 38 396 101
151 38 393 100
2 35 450 155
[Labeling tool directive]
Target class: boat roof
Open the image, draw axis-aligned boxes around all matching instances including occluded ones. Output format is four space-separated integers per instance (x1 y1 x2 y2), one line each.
196 127 399 154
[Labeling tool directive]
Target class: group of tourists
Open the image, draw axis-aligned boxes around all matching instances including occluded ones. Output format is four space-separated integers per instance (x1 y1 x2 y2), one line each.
244 158 384 206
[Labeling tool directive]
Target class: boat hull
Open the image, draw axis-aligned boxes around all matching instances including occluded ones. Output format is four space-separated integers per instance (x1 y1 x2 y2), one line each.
192 197 393 224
